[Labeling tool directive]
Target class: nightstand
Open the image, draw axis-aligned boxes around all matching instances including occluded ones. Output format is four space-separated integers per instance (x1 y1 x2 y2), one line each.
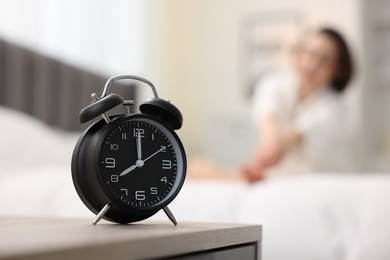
0 216 262 259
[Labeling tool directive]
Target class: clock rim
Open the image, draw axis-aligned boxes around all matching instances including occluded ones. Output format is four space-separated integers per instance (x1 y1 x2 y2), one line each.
72 117 119 219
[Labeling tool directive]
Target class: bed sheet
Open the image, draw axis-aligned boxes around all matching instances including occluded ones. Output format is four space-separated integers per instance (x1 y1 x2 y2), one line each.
170 174 390 260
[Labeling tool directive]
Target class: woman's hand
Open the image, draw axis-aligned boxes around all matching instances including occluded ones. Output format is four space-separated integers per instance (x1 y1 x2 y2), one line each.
240 163 266 183
240 138 284 183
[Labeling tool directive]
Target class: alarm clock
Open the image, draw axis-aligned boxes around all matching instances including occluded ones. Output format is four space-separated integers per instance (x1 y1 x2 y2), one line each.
71 75 186 225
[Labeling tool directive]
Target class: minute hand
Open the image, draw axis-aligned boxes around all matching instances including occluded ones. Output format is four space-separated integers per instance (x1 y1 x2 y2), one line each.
143 147 164 163
136 134 142 160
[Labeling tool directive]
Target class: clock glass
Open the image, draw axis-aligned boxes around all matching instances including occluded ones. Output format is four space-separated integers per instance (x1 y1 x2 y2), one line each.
98 115 185 210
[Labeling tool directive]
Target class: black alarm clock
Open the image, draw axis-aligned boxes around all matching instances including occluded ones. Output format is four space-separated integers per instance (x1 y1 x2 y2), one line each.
71 75 186 225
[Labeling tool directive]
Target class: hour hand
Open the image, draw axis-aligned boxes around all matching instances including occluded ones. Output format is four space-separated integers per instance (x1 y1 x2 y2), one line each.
119 159 144 177
119 164 137 177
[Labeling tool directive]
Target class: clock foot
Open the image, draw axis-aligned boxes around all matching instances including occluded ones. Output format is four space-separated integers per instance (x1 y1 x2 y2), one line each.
163 206 177 226
92 203 111 225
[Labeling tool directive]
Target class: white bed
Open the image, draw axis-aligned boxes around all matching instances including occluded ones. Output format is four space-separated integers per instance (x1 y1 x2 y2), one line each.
1 107 390 260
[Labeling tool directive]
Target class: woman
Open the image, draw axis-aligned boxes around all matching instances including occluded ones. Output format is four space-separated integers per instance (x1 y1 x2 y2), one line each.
189 27 354 182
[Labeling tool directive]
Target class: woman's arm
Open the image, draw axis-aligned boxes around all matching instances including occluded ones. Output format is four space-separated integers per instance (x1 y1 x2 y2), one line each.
241 113 303 182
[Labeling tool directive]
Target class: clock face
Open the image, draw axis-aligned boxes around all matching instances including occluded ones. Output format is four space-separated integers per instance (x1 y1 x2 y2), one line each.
97 115 186 210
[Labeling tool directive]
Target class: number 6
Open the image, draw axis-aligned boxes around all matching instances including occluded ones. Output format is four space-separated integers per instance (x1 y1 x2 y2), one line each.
135 191 145 201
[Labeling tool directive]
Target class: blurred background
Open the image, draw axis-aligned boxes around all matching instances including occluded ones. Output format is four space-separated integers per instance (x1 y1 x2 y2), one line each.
0 0 389 172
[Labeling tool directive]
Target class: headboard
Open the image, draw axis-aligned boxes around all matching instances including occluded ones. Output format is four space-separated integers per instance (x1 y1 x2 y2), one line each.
0 39 135 131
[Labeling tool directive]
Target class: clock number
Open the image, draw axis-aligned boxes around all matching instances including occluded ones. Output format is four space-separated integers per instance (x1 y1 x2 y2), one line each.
122 133 127 140
161 177 168 183
133 128 145 138
120 188 128 196
162 160 172 170
110 143 119 150
150 187 158 195
135 190 146 201
111 175 119 182
105 158 116 168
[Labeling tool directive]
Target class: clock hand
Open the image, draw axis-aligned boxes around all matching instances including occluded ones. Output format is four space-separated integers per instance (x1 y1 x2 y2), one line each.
119 158 145 177
119 164 138 177
143 147 165 163
120 134 144 177
136 134 142 160
120 147 164 177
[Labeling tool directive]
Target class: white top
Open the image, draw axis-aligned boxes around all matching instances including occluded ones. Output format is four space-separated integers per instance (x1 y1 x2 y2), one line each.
252 69 350 175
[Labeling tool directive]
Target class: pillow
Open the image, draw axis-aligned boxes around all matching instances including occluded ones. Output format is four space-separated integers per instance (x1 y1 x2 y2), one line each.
0 106 80 172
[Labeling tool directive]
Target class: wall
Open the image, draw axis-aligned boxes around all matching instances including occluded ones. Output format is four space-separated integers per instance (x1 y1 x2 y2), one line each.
0 0 148 76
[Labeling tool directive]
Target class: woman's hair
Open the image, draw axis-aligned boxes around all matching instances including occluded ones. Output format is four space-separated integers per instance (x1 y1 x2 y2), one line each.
318 27 354 93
